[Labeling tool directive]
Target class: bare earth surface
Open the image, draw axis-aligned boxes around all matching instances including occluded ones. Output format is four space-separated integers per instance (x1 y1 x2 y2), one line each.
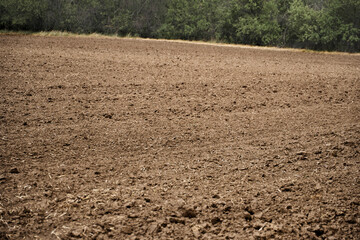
0 35 359 239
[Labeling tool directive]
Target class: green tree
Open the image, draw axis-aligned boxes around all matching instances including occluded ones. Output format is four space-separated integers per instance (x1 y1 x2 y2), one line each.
319 0 360 51
0 0 47 30
220 0 281 46
158 0 225 41
0 0 358 52
287 0 321 49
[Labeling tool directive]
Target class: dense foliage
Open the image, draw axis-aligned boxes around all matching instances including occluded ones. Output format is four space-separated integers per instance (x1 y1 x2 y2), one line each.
1 0 359 52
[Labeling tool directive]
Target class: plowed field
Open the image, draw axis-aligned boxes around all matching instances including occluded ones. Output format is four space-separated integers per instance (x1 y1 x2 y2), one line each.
1 35 360 239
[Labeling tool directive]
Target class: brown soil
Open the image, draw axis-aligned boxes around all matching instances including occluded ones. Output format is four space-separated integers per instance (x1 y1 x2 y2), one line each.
0 35 359 239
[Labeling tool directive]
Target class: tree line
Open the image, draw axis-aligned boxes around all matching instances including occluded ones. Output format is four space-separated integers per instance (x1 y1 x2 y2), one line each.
1 0 359 52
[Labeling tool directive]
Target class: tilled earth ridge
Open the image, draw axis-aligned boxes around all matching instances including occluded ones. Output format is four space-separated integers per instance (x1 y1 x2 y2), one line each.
0 35 359 239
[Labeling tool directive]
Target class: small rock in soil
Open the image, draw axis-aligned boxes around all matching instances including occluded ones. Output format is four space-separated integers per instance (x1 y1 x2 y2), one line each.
169 217 185 224
345 214 357 224
296 151 307 155
244 206 254 215
280 183 295 192
181 208 197 218
244 212 252 221
211 217 222 225
147 223 161 234
125 201 135 208
121 226 133 235
103 113 113 119
69 228 83 238
0 232 9 240
312 225 325 237
191 225 201 238
10 168 20 174
97 233 110 240
151 205 162 211
253 231 267 239
223 206 232 212
296 151 308 160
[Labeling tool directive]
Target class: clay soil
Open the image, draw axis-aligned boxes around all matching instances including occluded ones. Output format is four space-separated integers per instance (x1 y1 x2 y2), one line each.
0 34 359 239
